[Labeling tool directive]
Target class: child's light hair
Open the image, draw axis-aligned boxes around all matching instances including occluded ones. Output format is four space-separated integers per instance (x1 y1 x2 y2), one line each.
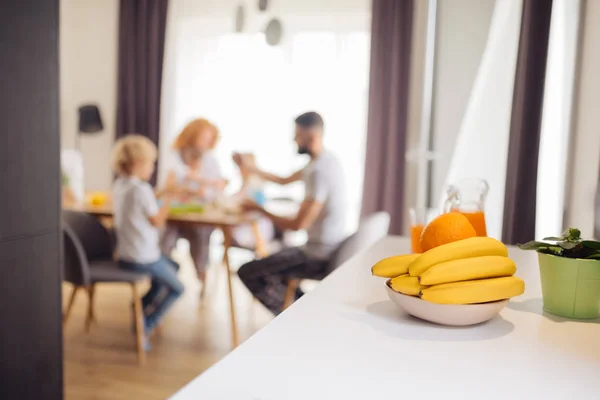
111 134 157 175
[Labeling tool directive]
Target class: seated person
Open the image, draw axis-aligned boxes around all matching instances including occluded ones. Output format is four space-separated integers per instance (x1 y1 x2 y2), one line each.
111 134 184 348
235 112 346 314
159 118 226 297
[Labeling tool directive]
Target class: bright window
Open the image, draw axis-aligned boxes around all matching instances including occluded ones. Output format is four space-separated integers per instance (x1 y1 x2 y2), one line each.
161 9 370 232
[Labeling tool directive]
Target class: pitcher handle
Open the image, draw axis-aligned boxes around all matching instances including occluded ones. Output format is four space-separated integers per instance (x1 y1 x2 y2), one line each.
444 192 458 213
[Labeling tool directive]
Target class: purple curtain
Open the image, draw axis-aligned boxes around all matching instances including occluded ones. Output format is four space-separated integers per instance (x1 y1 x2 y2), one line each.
502 0 553 244
116 0 169 184
360 0 414 235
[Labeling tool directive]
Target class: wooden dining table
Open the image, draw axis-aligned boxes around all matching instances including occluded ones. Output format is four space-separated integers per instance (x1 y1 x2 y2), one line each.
64 201 270 349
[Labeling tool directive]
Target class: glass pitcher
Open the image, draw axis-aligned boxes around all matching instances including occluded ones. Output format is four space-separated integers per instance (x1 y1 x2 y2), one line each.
444 179 489 236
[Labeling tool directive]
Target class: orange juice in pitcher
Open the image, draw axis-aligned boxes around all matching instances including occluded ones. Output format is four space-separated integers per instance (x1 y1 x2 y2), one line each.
456 210 487 236
445 179 489 237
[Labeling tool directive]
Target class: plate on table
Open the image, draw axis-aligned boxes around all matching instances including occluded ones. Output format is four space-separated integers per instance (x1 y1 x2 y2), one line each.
169 203 205 216
385 280 508 326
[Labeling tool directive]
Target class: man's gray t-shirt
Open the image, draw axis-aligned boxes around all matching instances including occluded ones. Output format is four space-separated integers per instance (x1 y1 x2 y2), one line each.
302 152 347 260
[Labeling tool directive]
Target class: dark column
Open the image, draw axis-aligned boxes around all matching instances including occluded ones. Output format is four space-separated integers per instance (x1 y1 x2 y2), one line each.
0 1 63 398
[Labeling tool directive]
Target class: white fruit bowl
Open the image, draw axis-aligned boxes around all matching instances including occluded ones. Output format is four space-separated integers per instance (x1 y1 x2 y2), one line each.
385 281 508 326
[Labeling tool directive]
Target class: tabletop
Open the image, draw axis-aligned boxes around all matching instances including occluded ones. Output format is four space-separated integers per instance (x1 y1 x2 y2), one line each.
171 236 600 400
64 202 257 227
64 199 298 228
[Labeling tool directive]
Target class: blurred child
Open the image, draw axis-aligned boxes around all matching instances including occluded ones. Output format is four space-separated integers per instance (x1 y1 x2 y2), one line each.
111 135 184 348
232 153 275 248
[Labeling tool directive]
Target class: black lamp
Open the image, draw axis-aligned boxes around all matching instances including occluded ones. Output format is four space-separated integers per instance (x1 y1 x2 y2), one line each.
77 104 103 149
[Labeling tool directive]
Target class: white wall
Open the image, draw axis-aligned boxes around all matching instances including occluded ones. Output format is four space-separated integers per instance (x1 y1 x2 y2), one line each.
60 0 119 191
430 0 495 203
564 0 600 238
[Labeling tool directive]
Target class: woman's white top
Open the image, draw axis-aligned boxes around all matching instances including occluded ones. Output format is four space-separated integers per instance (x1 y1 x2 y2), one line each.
161 150 223 200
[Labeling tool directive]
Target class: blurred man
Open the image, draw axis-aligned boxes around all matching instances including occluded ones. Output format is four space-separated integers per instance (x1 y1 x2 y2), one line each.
234 111 346 314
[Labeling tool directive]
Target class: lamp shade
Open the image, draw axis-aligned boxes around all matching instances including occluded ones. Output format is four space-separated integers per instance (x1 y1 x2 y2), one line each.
258 0 268 11
78 104 103 133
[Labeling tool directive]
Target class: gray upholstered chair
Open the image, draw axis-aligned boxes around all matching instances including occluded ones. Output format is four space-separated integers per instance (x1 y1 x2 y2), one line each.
282 212 391 310
62 210 149 364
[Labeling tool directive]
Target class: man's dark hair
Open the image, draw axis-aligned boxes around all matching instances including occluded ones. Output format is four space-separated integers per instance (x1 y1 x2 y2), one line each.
295 111 324 130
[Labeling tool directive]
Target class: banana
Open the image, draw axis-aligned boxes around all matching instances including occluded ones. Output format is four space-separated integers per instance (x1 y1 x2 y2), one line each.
419 256 516 285
408 237 508 277
420 276 525 304
389 274 429 296
371 254 420 278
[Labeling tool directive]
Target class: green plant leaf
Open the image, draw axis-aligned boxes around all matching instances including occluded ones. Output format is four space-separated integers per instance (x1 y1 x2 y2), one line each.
542 236 563 241
558 241 580 250
549 248 563 256
581 240 600 250
518 241 552 250
584 253 600 259
564 228 581 241
538 247 563 256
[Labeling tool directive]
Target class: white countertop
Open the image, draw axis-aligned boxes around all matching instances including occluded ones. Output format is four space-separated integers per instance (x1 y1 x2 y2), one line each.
172 236 600 400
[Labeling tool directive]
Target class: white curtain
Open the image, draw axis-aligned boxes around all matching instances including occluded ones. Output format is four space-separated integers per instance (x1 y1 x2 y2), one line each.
536 0 581 239
160 0 370 232
441 0 523 239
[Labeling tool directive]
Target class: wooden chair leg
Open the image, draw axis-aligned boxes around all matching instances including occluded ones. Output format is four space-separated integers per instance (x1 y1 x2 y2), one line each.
222 227 239 348
84 284 96 332
251 220 269 259
282 279 300 311
131 283 146 365
63 285 80 327
199 271 208 302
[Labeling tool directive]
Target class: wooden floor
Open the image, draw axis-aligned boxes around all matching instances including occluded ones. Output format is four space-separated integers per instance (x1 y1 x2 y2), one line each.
63 246 273 400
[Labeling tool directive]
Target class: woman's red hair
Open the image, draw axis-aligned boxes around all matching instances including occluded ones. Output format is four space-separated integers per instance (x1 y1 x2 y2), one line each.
173 118 219 151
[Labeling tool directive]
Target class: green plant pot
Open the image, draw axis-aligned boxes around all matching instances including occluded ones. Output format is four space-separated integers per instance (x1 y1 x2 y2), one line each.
538 252 600 319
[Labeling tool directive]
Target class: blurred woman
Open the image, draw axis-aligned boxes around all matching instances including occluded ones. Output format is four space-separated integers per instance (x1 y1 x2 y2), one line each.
160 118 226 296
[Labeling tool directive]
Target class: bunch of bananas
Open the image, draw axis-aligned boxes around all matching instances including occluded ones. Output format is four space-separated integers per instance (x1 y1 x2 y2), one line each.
372 237 525 304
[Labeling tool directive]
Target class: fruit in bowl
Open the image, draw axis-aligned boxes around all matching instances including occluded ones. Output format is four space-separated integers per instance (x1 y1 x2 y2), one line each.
371 215 525 326
384 282 510 326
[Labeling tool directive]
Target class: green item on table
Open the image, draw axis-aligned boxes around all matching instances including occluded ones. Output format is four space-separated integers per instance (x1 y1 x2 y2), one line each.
169 203 205 215
537 252 600 319
518 228 600 259
519 228 600 319
61 171 70 186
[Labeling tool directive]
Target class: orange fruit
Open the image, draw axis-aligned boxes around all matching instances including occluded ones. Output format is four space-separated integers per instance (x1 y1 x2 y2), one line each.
420 212 477 252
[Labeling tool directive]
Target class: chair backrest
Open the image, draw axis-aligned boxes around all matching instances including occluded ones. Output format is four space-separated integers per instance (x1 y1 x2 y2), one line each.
63 224 91 285
63 210 114 261
328 211 390 272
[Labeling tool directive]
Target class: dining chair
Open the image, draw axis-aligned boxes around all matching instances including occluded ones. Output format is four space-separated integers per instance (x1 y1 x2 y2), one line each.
62 210 149 364
282 211 391 310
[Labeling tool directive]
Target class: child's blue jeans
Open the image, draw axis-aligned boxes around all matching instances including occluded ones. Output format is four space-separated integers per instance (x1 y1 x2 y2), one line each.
119 255 184 333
